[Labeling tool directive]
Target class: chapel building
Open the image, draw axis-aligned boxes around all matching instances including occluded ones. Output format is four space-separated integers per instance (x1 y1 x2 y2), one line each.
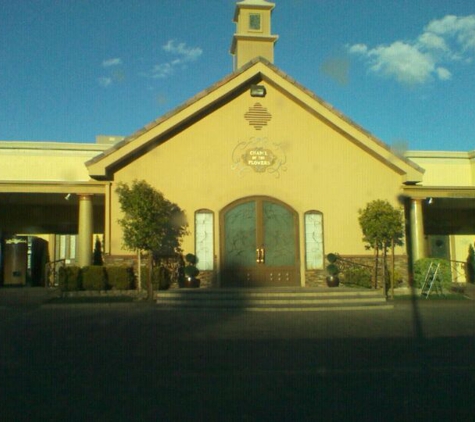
1 0 474 288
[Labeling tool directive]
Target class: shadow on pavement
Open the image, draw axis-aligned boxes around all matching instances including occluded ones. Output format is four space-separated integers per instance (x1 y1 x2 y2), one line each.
1 302 474 421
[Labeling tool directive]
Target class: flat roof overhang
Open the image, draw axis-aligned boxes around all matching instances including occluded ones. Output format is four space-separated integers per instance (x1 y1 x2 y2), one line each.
402 185 475 200
0 181 106 195
0 181 107 235
402 185 475 235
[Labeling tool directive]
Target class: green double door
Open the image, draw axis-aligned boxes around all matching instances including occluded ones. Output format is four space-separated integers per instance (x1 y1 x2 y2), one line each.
221 197 300 287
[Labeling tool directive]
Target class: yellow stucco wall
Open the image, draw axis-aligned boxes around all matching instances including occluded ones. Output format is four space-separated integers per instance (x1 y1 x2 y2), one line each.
0 143 108 182
236 9 272 35
109 82 406 264
452 235 474 282
405 151 472 187
471 154 475 185
234 39 275 69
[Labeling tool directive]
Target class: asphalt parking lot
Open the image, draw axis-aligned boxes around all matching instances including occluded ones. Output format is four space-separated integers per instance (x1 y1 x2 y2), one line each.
1 293 474 421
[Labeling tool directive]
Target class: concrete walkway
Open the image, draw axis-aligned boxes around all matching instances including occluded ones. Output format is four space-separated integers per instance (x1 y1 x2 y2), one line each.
1 283 474 307
0 286 60 307
463 282 475 299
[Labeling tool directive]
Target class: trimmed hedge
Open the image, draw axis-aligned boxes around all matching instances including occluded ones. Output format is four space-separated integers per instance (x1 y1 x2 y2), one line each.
59 265 136 292
82 266 107 291
58 266 82 291
107 266 135 290
57 264 171 292
342 266 372 288
140 266 171 291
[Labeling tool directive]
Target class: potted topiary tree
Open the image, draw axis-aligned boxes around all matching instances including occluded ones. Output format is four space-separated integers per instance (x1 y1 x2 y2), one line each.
326 253 340 287
183 253 200 288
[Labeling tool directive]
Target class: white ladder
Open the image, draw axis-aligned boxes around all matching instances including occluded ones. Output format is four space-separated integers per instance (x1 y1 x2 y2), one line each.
420 261 444 299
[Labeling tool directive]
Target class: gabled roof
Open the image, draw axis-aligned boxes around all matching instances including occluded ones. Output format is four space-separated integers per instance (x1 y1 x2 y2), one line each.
86 57 424 183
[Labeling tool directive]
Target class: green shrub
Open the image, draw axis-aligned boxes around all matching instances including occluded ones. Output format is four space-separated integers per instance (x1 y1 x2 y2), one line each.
82 266 107 291
157 266 172 290
58 266 82 291
466 244 475 283
387 269 405 287
140 266 171 291
184 253 199 281
106 266 135 290
413 258 452 289
93 236 104 266
326 264 339 276
342 266 372 288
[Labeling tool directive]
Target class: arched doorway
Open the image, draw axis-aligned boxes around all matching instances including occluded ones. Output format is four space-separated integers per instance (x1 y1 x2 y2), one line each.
220 197 300 287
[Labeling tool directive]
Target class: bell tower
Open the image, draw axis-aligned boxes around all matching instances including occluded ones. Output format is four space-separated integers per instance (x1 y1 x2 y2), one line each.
230 0 279 70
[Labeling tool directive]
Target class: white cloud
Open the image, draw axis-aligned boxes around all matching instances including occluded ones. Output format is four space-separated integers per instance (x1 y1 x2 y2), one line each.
368 41 435 84
151 63 174 79
98 58 123 87
149 40 203 79
102 58 122 67
425 15 475 51
348 43 368 54
417 32 448 53
349 14 475 85
162 40 203 62
436 67 452 80
98 77 112 87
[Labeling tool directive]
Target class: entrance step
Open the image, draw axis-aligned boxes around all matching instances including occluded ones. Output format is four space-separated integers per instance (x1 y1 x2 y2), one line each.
156 288 392 311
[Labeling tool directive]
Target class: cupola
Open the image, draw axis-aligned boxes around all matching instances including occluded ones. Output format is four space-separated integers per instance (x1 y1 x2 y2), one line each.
230 0 279 70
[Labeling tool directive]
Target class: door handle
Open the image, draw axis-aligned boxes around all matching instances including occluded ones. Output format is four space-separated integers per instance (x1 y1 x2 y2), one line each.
256 248 265 264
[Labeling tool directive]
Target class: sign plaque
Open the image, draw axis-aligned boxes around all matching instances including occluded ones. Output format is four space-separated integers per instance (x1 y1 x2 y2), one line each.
243 147 275 172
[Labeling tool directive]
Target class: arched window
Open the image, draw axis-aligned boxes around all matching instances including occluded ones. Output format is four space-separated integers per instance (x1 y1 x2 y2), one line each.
304 211 324 269
195 210 214 271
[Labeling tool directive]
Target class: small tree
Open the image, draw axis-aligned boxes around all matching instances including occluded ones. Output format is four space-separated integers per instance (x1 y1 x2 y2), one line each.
358 200 404 292
93 236 104 266
466 243 475 284
115 180 188 300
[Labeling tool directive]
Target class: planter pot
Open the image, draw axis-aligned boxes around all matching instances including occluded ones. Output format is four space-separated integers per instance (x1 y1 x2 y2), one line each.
183 278 200 288
326 276 340 288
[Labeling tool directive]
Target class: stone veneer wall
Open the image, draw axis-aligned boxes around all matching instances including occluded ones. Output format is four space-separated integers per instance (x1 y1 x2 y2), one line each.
103 254 410 289
103 254 136 267
196 271 216 288
103 254 216 289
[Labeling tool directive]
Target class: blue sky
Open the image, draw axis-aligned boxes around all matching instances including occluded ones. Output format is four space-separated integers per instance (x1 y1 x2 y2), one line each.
1 0 474 151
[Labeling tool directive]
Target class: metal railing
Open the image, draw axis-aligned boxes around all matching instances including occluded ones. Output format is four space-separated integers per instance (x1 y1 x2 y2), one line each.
449 260 467 283
45 259 66 287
